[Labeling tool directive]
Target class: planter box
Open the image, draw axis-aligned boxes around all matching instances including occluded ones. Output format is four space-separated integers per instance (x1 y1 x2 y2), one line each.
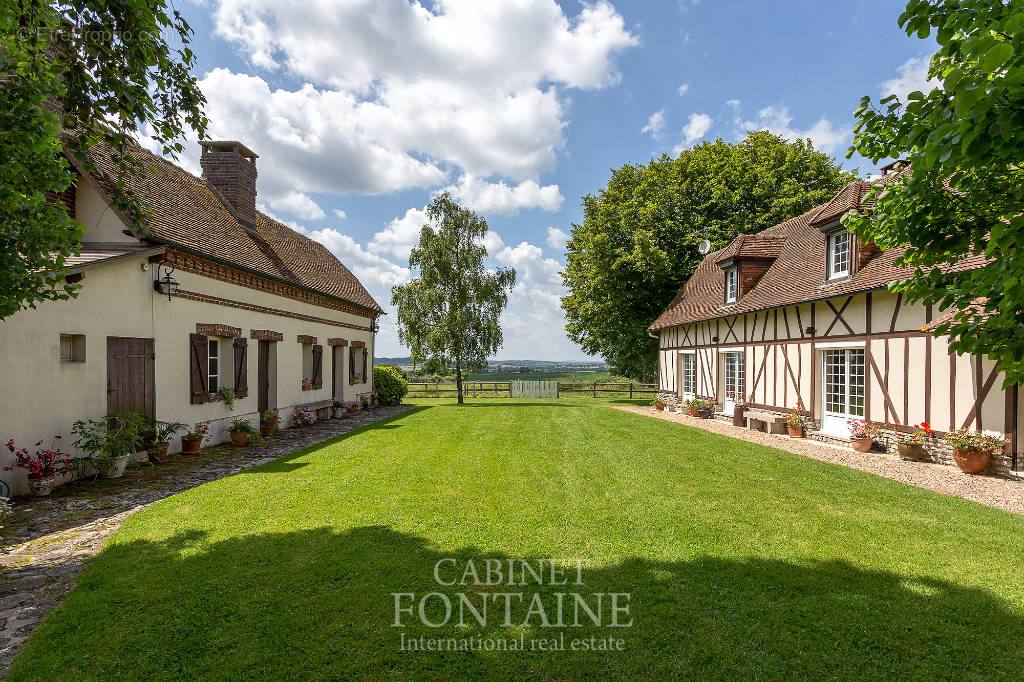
787 425 804 439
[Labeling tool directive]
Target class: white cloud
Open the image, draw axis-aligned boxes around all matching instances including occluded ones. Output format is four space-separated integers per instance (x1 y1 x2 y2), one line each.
736 104 851 154
677 83 690 97
641 108 667 139
673 112 713 153
333 209 347 220
267 189 325 220
880 56 940 100
368 207 429 262
725 98 741 111
190 0 636 210
441 175 563 216
546 226 569 250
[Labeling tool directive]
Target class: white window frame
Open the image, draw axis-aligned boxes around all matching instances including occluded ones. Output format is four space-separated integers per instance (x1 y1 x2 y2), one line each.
724 267 738 303
827 230 852 280
722 351 744 413
679 351 696 398
208 338 220 394
821 348 866 435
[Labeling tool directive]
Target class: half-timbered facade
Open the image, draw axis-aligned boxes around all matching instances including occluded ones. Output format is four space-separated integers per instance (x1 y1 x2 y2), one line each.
0 140 382 494
650 170 1020 474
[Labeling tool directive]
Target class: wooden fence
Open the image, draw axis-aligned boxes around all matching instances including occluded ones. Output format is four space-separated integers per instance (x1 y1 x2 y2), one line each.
406 381 657 400
511 380 558 398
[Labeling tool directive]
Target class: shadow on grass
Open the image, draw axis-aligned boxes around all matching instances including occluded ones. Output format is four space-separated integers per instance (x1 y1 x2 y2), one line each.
11 525 1023 680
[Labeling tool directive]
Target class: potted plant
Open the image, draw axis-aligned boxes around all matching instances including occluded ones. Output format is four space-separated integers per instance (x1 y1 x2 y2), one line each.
846 419 882 453
359 394 370 410
292 407 316 428
683 398 699 417
331 397 344 418
228 418 259 447
898 422 933 461
71 413 146 479
652 397 666 411
944 428 1005 474
786 402 806 438
217 386 236 410
302 378 313 391
696 396 716 419
6 437 73 496
181 422 209 454
145 419 187 464
260 409 280 435
370 391 380 408
345 400 358 414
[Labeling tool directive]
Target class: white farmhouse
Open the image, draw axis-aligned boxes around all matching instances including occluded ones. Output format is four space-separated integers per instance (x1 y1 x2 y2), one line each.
0 140 382 494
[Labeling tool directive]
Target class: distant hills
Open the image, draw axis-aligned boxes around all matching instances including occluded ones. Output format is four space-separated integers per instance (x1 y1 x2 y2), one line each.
375 357 606 372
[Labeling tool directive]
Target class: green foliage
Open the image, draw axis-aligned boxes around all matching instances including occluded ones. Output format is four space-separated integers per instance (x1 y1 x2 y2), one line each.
561 132 856 380
228 418 259 437
70 412 147 462
372 366 409 406
0 1 207 318
217 386 236 410
148 419 187 443
391 193 516 404
845 0 1024 387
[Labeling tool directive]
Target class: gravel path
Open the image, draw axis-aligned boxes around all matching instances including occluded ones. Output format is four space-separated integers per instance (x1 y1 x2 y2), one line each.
0 405 414 678
614 405 1024 516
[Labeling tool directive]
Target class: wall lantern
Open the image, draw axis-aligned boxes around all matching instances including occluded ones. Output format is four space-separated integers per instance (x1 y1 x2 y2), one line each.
153 261 180 301
371 317 379 334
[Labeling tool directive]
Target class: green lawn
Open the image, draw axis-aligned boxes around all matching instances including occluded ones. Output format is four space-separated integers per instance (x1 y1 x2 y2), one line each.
11 400 1024 680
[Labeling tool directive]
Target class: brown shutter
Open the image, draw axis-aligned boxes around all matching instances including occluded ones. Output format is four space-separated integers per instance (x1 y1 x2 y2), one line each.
233 337 248 397
349 346 356 385
362 347 368 383
312 344 324 389
189 333 209 404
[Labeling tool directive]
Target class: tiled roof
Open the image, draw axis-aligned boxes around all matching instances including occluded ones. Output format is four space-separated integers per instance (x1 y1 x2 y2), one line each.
63 244 166 272
715 235 786 265
650 177 988 331
74 141 383 314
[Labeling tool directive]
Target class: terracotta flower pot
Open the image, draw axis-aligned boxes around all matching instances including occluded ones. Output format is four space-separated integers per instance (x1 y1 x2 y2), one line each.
898 442 924 461
180 436 202 454
148 442 169 464
953 446 990 474
655 404 665 411
260 424 275 436
28 475 56 497
787 424 804 439
302 386 312 391
687 407 698 417
230 432 248 447
850 436 873 453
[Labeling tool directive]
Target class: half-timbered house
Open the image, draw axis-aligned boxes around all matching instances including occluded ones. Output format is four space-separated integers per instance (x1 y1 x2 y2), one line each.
650 167 1020 474
0 140 382 494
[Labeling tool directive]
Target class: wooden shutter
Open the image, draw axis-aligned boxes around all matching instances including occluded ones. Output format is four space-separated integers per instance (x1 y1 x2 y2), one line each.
349 346 356 385
361 348 368 384
312 344 324 389
233 337 249 397
189 333 209 404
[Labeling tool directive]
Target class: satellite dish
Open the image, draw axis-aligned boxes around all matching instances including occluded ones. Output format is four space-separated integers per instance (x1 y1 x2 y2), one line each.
698 239 711 255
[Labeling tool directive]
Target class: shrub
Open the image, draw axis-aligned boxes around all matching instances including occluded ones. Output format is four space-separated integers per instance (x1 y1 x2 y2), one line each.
373 365 409 406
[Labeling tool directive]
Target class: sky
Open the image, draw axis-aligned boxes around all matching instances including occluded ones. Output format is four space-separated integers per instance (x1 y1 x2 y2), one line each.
149 0 939 361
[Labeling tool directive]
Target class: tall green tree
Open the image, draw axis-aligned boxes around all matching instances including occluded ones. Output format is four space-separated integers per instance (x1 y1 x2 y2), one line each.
0 1 207 319
846 0 1024 387
561 132 857 380
391 194 516 405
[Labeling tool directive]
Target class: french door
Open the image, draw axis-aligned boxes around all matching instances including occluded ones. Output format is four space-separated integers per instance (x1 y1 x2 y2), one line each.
679 353 696 399
821 349 866 434
722 352 744 413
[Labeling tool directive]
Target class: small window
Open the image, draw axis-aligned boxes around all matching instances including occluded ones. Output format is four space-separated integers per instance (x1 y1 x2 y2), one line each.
208 338 220 393
302 343 313 383
828 231 851 279
59 334 85 363
724 267 738 303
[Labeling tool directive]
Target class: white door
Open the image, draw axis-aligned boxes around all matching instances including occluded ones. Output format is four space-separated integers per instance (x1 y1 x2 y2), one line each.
821 349 866 435
722 352 744 413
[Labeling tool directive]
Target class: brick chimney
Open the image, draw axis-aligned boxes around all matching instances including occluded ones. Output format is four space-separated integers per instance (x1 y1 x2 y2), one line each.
200 141 259 225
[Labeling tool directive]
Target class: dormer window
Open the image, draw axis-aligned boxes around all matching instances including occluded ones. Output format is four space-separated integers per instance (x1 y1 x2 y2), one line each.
827 230 851 280
724 267 738 303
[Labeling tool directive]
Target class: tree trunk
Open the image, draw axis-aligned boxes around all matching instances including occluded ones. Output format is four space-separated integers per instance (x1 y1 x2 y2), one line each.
456 358 464 405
